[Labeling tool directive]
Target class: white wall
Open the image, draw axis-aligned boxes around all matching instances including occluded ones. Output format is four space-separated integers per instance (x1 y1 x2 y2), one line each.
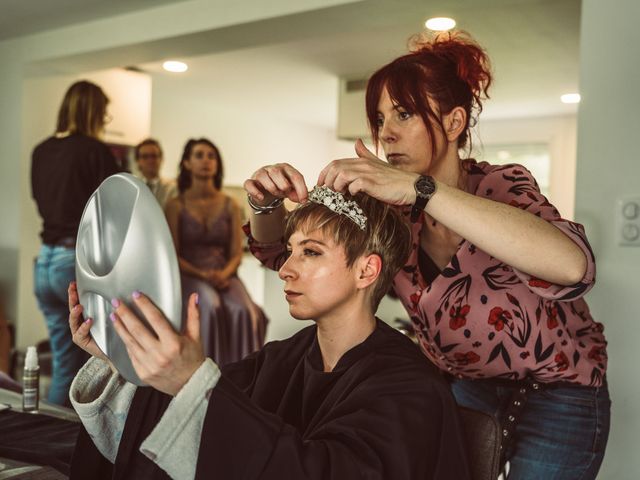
151 74 354 185
576 1 640 478
475 115 577 219
0 40 23 334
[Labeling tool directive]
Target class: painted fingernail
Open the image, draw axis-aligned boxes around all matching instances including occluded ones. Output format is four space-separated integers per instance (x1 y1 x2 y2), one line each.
72 304 79 311
109 313 117 323
84 317 91 324
132 290 142 299
194 293 199 305
111 298 120 308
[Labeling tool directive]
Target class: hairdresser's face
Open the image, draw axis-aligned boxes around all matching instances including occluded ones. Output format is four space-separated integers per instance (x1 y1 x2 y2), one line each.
136 144 162 180
279 229 359 322
185 143 218 180
376 87 445 176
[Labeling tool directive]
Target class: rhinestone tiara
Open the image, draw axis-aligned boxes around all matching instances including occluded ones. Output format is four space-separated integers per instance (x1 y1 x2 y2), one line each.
307 186 367 230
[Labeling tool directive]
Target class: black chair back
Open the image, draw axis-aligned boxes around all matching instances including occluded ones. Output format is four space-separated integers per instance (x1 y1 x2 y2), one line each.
458 406 502 480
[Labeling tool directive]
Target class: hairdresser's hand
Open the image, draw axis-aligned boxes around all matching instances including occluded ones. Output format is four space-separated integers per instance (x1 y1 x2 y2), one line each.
244 163 309 205
68 282 111 364
317 139 418 206
110 292 204 396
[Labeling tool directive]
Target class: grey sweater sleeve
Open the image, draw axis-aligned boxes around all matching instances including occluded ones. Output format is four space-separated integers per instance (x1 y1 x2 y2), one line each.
140 358 221 480
69 357 221 479
69 357 137 463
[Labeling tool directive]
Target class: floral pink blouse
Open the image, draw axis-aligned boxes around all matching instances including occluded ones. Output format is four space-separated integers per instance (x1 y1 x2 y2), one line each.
246 160 608 387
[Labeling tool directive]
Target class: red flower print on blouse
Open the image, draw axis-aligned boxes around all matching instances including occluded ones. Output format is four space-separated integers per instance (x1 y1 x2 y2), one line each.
529 277 552 289
588 345 606 362
547 306 559 329
509 199 529 209
449 304 470 330
454 351 481 365
555 352 569 372
488 307 512 331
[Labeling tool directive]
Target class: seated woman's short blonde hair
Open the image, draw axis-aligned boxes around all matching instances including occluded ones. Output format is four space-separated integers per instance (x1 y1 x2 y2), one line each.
284 192 411 311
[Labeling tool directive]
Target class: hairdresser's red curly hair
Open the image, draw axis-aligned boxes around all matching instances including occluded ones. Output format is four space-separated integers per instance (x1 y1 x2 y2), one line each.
366 31 492 156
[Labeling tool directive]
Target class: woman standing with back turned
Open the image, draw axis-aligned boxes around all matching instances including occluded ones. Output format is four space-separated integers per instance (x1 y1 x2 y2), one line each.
244 31 610 479
31 80 120 406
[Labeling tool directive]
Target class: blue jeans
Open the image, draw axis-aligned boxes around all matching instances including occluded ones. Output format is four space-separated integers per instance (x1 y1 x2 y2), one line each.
34 244 88 406
452 378 610 479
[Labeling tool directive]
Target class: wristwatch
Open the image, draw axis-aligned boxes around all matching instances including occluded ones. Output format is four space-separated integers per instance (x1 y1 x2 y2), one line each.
247 194 284 215
410 175 436 222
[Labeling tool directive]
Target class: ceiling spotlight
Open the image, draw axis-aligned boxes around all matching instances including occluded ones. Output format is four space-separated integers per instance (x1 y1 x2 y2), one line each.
163 61 188 73
561 93 581 104
425 17 456 32
497 150 511 161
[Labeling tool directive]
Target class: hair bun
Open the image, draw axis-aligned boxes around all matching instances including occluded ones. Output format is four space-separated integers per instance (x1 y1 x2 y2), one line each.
409 30 492 100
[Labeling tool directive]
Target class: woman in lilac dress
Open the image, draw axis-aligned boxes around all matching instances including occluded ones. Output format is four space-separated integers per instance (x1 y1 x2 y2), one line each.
165 138 267 364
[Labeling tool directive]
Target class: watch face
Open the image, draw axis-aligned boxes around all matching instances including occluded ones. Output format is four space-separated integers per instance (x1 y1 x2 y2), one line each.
415 176 436 197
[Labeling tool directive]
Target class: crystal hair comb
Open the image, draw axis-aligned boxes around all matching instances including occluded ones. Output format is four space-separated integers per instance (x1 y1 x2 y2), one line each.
308 186 367 230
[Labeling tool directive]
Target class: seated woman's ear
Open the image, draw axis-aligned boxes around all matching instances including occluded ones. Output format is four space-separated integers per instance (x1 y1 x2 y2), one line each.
356 254 382 289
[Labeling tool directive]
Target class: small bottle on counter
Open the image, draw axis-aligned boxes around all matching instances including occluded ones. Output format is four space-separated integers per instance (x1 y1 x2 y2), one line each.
22 346 40 413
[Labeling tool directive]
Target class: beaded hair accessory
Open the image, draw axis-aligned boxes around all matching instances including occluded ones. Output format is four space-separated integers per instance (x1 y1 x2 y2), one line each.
307 186 367 230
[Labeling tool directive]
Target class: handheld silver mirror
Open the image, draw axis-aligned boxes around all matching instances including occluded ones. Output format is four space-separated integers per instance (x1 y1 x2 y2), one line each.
75 173 182 386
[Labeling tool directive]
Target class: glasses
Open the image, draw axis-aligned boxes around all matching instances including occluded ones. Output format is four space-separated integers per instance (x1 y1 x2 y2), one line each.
139 153 161 160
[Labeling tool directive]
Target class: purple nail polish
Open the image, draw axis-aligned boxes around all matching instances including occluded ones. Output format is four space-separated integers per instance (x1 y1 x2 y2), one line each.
84 317 91 324
111 298 120 308
195 293 199 305
132 290 141 299
109 313 117 323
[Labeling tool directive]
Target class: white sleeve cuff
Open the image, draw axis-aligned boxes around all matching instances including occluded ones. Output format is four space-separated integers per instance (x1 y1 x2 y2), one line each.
140 358 221 480
69 357 137 463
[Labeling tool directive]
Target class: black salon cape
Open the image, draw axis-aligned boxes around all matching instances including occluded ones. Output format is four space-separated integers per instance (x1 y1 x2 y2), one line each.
71 320 470 479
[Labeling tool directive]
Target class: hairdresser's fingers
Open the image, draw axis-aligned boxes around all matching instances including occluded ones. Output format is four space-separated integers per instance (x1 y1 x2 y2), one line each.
185 293 201 341
68 281 79 312
347 177 368 197
129 291 177 342
316 160 337 187
317 159 340 189
354 139 380 161
262 164 300 197
243 179 268 201
318 158 360 192
331 160 373 193
281 165 309 203
250 168 286 199
111 299 157 352
331 173 354 194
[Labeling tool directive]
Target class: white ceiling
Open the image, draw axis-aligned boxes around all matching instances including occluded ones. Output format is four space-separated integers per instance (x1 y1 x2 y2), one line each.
0 0 189 41
7 0 582 126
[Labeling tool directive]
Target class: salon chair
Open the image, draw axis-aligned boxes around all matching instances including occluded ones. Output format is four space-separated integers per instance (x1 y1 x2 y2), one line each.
458 405 502 480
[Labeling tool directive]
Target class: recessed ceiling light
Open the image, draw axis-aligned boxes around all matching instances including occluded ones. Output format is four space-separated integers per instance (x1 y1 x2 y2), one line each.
163 61 188 73
561 93 581 104
425 17 456 32
497 150 511 161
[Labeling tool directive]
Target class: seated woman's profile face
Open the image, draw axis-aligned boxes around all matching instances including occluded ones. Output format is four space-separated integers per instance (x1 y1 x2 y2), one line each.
279 228 360 321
